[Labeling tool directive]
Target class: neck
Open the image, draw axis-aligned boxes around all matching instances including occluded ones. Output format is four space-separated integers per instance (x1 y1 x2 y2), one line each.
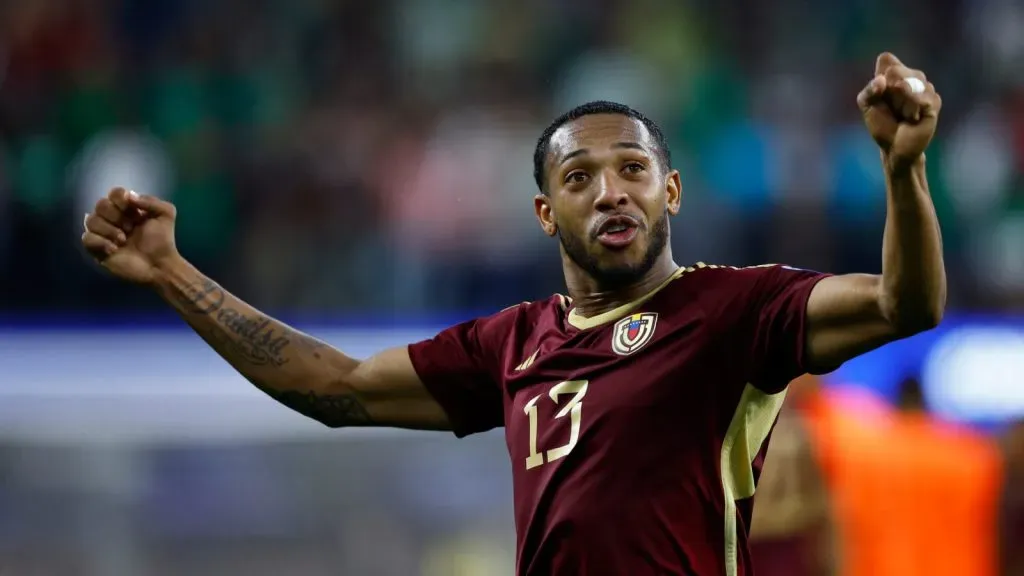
564 253 679 318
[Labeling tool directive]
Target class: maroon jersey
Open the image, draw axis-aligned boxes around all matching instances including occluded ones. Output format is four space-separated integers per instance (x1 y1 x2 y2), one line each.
408 263 830 576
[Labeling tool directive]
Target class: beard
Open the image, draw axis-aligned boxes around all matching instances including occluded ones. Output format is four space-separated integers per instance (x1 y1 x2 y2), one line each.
558 210 670 290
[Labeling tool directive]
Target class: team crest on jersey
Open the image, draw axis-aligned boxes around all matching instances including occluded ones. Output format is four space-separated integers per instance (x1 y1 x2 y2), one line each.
611 312 658 356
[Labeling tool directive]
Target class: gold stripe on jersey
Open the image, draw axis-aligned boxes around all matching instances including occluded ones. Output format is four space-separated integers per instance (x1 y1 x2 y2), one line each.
501 294 573 315
720 384 787 576
567 266 688 330
556 294 572 312
515 349 540 372
564 262 781 330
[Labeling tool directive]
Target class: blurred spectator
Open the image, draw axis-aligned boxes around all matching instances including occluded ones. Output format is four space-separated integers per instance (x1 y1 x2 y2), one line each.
801 377 1003 576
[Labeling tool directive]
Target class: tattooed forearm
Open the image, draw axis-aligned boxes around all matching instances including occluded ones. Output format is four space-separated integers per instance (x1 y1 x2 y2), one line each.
153 257 373 427
171 277 225 315
167 275 327 367
268 389 374 427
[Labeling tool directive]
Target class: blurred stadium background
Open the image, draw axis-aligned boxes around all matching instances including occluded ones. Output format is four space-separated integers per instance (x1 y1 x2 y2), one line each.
0 0 1022 574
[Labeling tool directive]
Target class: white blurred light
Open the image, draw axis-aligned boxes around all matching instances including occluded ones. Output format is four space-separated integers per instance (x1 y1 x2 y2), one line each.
922 327 1024 421
941 104 1013 219
70 128 172 218
987 216 1024 289
0 328 444 446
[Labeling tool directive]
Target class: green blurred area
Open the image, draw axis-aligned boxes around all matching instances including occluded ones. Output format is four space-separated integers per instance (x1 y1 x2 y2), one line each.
0 0 1020 312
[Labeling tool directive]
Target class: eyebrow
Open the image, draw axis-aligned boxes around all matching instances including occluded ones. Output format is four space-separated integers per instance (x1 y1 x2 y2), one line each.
558 141 647 165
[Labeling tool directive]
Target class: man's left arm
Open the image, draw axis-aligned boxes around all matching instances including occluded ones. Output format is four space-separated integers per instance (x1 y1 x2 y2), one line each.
804 52 946 372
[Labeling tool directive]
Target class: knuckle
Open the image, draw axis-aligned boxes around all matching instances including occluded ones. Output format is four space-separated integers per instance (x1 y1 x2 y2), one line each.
97 203 119 220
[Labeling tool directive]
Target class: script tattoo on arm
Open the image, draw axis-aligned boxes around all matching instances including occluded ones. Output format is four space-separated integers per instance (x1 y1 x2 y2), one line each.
160 267 374 427
170 277 323 367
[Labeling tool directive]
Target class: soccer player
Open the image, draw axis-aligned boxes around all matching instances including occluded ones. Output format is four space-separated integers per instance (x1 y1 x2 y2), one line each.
81 53 945 576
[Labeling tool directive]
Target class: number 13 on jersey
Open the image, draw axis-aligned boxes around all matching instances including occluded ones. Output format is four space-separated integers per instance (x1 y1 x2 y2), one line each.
523 380 589 470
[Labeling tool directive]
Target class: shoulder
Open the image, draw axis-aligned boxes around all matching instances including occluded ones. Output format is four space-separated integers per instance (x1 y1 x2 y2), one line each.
472 294 569 336
497 293 570 317
662 262 774 306
411 296 566 373
677 262 826 300
679 262 809 282
669 262 830 348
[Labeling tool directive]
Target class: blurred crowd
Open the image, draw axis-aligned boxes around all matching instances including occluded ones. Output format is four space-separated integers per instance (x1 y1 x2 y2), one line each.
1 0 1023 315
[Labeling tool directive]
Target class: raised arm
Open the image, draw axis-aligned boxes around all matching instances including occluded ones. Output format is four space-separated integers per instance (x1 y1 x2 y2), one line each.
155 256 450 429
81 187 449 430
804 52 946 371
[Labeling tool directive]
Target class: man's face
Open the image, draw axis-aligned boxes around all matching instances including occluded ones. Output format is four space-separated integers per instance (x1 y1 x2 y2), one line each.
535 114 681 288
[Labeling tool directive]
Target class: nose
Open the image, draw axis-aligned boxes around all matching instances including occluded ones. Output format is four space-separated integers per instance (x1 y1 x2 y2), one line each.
593 170 629 211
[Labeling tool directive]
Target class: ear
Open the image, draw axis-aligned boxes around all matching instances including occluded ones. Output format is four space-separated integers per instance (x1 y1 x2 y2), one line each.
534 194 558 236
665 169 682 216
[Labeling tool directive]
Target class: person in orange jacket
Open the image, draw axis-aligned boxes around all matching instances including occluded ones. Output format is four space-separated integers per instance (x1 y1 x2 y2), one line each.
789 375 1003 576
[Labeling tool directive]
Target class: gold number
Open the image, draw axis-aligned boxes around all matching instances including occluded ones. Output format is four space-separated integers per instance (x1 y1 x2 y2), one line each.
523 380 589 470
524 394 545 470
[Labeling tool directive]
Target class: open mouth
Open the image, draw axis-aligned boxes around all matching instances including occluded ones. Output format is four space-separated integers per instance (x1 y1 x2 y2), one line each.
595 215 641 249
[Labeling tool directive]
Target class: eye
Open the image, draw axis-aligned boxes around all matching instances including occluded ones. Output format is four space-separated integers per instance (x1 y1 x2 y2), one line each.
565 171 589 185
623 162 645 174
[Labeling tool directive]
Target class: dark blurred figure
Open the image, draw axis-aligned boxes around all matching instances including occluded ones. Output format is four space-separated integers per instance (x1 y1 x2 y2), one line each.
999 419 1024 576
750 375 836 576
895 372 927 412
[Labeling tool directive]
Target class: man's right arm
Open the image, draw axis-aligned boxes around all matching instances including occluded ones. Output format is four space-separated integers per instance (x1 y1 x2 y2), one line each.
154 255 452 430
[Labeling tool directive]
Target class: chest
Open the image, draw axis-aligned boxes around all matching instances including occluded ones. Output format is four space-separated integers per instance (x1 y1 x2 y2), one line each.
500 312 716 467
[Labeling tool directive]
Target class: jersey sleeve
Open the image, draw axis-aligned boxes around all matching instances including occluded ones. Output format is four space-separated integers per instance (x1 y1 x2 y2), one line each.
701 265 832 394
407 310 513 438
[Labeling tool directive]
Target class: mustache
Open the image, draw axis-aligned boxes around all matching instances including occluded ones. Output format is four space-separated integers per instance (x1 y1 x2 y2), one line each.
590 213 644 239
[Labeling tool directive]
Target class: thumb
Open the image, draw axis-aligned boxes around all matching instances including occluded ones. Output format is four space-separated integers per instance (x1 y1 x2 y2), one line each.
127 191 177 219
875 52 902 76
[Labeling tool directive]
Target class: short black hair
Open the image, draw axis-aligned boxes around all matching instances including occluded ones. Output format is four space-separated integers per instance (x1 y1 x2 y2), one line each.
532 100 672 193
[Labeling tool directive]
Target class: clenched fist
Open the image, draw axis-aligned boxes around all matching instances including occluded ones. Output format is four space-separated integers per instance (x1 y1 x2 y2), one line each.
81 187 180 285
858 52 942 172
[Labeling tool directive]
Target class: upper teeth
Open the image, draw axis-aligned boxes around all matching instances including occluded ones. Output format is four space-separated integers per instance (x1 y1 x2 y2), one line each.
607 224 627 233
